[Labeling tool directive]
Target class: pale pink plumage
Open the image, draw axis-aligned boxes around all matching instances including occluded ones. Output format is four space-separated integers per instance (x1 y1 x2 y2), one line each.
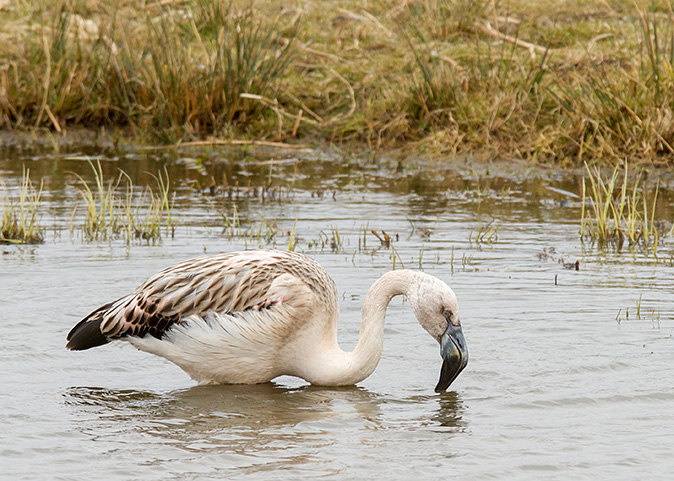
67 250 465 389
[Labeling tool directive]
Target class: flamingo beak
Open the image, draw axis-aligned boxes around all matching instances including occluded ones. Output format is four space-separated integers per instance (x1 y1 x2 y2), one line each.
435 322 468 393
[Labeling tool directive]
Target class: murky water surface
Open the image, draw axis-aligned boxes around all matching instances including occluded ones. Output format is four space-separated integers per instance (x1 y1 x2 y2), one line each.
1 147 673 480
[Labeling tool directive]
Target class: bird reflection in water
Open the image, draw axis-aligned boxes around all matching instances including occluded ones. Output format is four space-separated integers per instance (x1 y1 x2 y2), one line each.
432 391 466 430
64 383 467 470
64 383 385 452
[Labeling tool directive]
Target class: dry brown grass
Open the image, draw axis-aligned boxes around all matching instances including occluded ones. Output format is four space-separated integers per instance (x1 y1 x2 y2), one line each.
2 0 674 164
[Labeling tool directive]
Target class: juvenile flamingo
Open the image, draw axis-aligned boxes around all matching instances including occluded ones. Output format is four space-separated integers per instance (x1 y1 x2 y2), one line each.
66 250 468 392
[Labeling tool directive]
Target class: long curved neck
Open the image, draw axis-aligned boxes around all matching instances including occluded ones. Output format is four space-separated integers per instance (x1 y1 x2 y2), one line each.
349 269 418 381
301 270 419 386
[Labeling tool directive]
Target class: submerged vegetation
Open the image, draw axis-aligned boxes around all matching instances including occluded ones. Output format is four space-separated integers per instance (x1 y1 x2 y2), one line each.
0 168 44 244
3 0 674 164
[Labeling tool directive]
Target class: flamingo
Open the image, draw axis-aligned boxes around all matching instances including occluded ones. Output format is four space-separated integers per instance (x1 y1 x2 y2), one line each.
66 250 468 392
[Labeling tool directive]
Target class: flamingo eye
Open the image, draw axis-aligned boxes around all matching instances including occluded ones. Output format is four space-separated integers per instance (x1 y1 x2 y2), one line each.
443 307 460 326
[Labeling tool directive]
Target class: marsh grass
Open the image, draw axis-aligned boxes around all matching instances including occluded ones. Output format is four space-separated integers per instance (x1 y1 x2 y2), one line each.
73 161 119 241
0 168 44 244
287 220 298 251
220 205 243 238
72 161 175 244
4 0 674 163
397 0 674 162
370 229 393 248
471 220 499 245
219 207 296 247
129 169 176 241
304 226 343 253
2 0 295 141
402 3 551 152
616 294 661 325
580 161 663 253
141 1 296 138
390 243 405 270
329 226 342 252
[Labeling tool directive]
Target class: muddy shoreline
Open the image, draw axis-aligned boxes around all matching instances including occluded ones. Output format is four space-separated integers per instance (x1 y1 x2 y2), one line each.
3 128 674 187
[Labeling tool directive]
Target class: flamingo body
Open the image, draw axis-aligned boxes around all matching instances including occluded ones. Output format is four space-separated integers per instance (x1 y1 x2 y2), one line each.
67 250 468 391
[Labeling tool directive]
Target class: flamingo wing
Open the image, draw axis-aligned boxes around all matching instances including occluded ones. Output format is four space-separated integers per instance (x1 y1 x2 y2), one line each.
66 250 337 351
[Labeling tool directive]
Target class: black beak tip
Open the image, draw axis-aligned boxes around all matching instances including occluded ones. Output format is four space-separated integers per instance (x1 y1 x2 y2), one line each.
435 323 468 393
435 357 462 393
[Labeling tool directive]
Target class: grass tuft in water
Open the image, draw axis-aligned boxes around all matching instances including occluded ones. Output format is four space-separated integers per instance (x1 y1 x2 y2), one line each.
219 207 298 248
133 169 177 241
580 161 662 253
471 220 499 246
0 168 44 245
73 161 119 242
72 161 176 244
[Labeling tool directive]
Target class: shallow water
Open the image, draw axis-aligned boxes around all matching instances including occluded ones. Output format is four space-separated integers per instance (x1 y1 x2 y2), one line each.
1 148 673 480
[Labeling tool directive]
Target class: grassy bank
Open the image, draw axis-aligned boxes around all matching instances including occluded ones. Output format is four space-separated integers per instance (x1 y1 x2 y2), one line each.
2 0 674 165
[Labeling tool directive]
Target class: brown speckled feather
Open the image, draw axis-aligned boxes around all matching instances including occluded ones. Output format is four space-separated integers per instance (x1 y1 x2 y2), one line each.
66 250 337 350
